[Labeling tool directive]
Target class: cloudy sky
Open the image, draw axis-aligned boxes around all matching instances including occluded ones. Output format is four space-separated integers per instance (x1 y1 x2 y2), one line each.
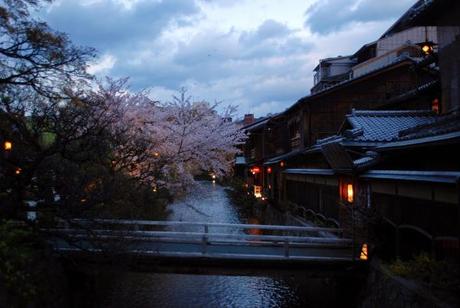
41 0 416 117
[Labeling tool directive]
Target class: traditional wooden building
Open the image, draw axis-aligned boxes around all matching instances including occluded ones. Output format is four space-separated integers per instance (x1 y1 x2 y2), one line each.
282 109 460 258
236 0 460 260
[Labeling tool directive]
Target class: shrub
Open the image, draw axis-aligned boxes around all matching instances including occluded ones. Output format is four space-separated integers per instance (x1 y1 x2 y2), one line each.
388 253 460 292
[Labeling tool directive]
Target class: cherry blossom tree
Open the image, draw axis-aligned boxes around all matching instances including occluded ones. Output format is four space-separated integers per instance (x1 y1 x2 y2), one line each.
101 84 247 195
150 89 246 193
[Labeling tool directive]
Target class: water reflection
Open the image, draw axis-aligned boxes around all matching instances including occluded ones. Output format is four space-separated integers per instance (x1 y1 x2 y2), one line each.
246 217 264 235
99 272 305 308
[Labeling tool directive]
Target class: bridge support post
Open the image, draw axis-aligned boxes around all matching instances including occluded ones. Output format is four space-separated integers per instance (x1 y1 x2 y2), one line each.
284 239 289 258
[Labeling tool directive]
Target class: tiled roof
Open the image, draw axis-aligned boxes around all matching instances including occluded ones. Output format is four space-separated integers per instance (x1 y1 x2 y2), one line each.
360 170 460 184
377 113 460 150
283 169 335 176
263 149 304 165
243 117 270 131
398 113 460 140
345 109 437 142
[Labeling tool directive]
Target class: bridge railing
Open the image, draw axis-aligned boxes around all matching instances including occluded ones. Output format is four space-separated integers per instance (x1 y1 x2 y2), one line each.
64 219 344 235
48 218 360 260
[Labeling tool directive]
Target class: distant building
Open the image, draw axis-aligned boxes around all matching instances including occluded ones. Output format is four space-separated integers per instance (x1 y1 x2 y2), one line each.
311 56 355 94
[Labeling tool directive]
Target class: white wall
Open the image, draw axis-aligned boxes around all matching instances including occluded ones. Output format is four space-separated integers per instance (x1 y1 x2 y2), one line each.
377 26 437 56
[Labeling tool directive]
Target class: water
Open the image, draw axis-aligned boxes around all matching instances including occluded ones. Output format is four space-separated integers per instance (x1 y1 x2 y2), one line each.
67 182 362 307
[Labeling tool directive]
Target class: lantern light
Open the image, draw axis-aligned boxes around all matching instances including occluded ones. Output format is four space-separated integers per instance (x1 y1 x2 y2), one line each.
340 180 354 203
432 98 439 114
417 40 435 56
421 43 433 55
15 167 21 175
267 167 272 174
360 243 368 261
251 166 261 174
4 141 12 151
280 161 285 167
254 185 262 198
347 184 354 203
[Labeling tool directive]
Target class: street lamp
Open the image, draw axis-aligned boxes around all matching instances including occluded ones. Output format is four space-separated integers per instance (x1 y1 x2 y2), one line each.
417 26 436 56
418 41 435 56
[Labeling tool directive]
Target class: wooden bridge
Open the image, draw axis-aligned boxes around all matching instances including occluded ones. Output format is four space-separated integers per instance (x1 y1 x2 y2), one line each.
47 219 368 274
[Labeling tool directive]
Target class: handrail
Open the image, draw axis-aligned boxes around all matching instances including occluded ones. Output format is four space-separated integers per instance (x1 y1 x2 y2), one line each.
65 219 343 233
48 228 352 244
48 219 359 262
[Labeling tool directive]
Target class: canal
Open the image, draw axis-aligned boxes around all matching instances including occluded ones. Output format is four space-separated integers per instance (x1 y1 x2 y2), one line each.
68 182 363 307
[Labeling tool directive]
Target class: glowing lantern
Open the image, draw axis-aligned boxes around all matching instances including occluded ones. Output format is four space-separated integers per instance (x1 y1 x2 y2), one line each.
340 180 354 203
347 184 354 203
280 161 285 167
4 141 12 151
254 185 262 198
251 166 261 174
360 243 368 261
267 167 272 174
421 43 433 55
432 98 439 114
417 40 435 56
15 167 21 175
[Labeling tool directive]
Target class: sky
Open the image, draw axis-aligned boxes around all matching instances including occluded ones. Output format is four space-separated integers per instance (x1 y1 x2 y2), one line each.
41 0 416 117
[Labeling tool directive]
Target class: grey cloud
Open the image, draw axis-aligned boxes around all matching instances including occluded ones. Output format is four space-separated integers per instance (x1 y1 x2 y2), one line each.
305 0 415 34
42 2 314 116
43 0 200 50
239 19 291 45
114 18 313 114
252 19 291 41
